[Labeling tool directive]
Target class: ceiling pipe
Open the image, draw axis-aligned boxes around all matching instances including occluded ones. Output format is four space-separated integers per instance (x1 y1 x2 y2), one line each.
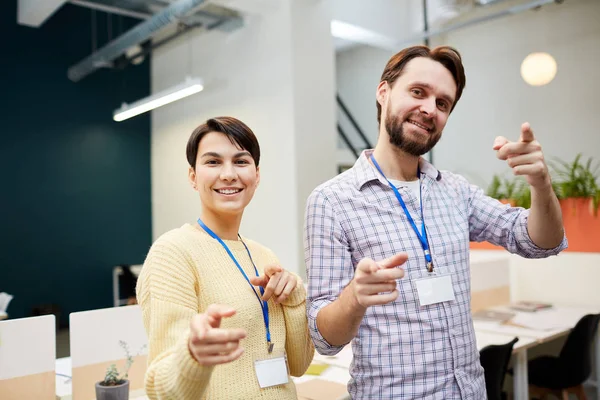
69 0 152 20
67 0 208 82
395 0 562 48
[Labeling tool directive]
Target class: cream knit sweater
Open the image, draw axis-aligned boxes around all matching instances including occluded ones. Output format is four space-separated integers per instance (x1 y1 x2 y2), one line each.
136 223 314 399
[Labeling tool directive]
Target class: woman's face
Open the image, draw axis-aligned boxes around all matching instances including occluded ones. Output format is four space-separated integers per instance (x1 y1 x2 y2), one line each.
188 131 260 218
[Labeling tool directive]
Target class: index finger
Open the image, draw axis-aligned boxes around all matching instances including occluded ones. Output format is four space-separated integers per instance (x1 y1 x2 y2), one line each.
203 327 247 344
377 252 409 269
206 304 236 327
492 136 509 151
520 122 535 143
262 273 282 301
263 264 283 276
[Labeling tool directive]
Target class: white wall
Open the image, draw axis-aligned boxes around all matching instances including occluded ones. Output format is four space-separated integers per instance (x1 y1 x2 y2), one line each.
433 0 600 187
336 0 600 309
151 1 336 275
336 0 600 187
336 45 394 158
472 250 600 308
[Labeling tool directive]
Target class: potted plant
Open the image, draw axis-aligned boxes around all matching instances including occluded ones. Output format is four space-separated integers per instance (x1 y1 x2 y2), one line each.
95 341 145 400
548 153 600 252
549 153 600 216
486 174 529 207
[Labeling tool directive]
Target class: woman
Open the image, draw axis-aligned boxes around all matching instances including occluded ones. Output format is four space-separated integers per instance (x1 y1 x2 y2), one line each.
136 117 314 399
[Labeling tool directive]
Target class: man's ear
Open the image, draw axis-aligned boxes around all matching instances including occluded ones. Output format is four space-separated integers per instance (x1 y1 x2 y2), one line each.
376 80 389 108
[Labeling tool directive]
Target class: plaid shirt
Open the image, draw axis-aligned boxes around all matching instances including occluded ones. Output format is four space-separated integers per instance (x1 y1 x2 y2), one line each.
304 150 567 399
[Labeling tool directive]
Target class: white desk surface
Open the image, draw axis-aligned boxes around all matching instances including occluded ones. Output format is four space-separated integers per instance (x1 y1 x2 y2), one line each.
475 331 537 352
473 305 600 343
295 345 353 385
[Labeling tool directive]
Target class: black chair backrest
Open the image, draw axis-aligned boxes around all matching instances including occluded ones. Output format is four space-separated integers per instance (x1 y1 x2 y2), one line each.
480 337 519 400
558 313 600 387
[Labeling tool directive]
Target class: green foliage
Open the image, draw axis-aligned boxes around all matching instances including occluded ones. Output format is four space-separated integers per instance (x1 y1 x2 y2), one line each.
102 364 122 386
549 153 600 214
100 341 147 387
486 174 530 208
487 153 600 214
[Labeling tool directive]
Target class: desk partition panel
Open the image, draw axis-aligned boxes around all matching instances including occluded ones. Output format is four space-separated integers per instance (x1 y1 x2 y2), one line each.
70 305 148 400
0 315 56 400
470 252 511 312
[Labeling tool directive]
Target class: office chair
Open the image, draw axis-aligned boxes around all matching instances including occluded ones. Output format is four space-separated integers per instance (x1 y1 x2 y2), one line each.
527 313 600 400
480 337 519 400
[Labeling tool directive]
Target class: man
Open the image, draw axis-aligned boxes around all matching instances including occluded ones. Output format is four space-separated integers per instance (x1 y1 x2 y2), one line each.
304 45 566 399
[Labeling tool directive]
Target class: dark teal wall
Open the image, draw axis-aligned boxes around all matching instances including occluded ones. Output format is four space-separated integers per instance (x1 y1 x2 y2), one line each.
0 2 151 326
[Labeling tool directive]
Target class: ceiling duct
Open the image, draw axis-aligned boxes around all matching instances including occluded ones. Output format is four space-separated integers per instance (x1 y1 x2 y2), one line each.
399 0 561 48
67 0 211 82
427 0 474 26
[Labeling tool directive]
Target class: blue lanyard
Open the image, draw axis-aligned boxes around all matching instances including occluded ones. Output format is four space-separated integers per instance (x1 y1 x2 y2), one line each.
370 155 434 273
197 218 273 352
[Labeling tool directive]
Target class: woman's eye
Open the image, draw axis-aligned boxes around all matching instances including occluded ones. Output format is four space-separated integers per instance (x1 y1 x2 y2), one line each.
235 159 250 165
411 89 422 96
205 159 219 165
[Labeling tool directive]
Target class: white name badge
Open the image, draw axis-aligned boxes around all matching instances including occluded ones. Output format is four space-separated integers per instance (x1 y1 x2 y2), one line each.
414 274 456 306
254 352 289 388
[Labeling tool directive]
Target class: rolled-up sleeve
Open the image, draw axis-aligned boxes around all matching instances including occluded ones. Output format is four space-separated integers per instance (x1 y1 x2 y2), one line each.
467 182 568 258
304 189 354 355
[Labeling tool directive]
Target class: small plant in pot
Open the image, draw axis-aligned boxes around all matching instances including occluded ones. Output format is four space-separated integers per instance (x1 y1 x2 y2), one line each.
95 340 145 400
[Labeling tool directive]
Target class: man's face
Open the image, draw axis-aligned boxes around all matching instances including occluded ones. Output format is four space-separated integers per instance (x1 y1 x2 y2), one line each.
378 57 457 156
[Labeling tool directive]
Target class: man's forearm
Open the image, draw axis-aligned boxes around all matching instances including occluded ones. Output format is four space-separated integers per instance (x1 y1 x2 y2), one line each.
528 184 564 249
316 282 367 346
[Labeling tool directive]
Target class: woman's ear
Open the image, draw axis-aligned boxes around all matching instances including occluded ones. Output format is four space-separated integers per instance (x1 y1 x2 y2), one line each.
188 166 198 190
255 166 260 187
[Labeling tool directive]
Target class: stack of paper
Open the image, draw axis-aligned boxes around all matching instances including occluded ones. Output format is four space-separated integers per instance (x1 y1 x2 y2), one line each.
0 292 13 313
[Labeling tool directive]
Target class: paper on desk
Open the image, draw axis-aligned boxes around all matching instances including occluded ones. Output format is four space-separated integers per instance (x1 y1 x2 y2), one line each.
305 363 330 376
510 308 588 331
0 292 13 312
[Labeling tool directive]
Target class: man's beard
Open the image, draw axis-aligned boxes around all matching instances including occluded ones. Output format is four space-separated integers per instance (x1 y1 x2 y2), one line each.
385 110 441 157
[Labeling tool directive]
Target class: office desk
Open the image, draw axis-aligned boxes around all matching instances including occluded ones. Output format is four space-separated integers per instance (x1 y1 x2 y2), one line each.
57 353 350 400
56 357 148 400
474 305 600 400
302 345 352 383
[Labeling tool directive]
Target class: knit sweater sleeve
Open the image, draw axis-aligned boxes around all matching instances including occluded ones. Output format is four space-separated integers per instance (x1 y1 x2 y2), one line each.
266 251 315 377
136 237 213 400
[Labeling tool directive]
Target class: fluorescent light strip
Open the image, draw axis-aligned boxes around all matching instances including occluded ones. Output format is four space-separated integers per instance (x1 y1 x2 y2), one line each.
113 77 204 122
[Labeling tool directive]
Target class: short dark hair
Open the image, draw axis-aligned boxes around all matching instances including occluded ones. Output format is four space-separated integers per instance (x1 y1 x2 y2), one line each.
376 45 466 124
186 116 261 169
